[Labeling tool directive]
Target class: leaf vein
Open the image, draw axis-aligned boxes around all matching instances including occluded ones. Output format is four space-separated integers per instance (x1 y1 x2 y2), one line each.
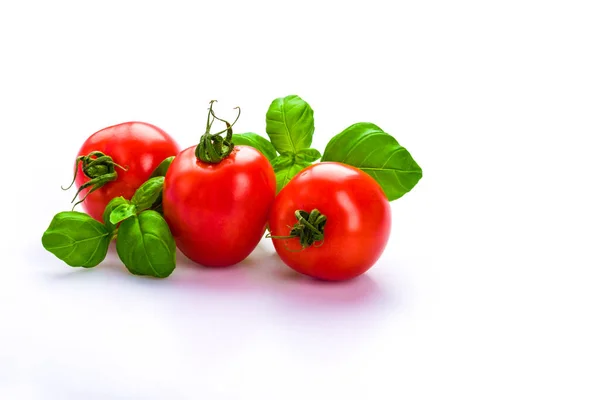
355 147 381 168
379 147 404 169
280 101 297 154
46 233 108 249
342 132 388 163
81 237 105 266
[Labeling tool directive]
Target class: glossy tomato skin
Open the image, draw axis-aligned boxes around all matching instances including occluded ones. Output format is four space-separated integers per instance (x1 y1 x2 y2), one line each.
269 162 391 281
162 145 276 267
74 122 179 221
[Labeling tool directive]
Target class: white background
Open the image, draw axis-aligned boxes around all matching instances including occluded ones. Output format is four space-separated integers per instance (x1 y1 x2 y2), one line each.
1 1 599 399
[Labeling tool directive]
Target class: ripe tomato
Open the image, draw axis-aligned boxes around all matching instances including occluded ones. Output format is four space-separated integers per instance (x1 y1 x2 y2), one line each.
162 145 276 267
73 121 180 221
269 162 391 281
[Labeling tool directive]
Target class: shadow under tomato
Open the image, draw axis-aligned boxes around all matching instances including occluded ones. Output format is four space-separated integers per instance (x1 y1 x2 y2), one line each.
257 252 391 311
253 252 399 361
171 244 391 312
168 248 260 294
39 239 397 314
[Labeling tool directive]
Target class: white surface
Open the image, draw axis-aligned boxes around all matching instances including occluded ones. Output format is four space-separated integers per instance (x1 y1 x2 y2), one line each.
1 1 600 399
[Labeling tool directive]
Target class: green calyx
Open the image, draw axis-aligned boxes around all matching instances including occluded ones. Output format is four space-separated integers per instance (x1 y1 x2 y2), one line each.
62 151 127 210
195 100 241 164
268 209 327 250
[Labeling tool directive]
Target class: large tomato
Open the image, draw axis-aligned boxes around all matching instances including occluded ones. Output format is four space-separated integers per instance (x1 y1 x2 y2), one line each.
162 145 276 267
269 162 391 281
73 122 179 221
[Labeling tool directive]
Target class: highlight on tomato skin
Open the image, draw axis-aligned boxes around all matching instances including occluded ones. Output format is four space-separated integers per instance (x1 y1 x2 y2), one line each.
268 162 392 281
68 121 180 222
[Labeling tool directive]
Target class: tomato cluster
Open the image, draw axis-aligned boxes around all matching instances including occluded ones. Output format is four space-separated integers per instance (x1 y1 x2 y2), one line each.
50 97 419 281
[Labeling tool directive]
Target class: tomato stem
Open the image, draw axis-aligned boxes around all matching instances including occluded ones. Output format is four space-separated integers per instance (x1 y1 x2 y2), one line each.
267 209 327 250
62 151 128 210
195 100 241 164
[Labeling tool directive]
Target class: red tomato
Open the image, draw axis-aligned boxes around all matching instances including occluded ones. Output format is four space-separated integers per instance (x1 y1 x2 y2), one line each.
269 162 391 281
162 145 276 267
74 122 180 221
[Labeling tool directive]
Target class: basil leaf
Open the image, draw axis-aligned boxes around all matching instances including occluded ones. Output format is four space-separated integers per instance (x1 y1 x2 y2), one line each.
232 132 277 162
322 122 422 201
275 161 311 193
109 203 137 225
271 154 295 171
131 177 164 211
116 210 176 278
41 211 111 268
150 156 175 178
271 150 320 192
296 148 321 163
266 95 315 154
103 196 129 232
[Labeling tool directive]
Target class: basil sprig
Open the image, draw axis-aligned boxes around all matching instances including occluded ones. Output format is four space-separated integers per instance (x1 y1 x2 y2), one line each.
232 95 422 199
232 94 321 192
41 162 177 278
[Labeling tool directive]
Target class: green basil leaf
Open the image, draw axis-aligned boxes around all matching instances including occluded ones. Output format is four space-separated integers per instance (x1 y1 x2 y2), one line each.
41 211 111 268
232 132 277 162
116 210 176 278
266 94 315 154
103 196 129 232
275 161 311 193
322 122 422 201
131 177 165 211
150 156 175 178
271 154 295 171
296 148 321 163
271 150 319 192
109 203 137 225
